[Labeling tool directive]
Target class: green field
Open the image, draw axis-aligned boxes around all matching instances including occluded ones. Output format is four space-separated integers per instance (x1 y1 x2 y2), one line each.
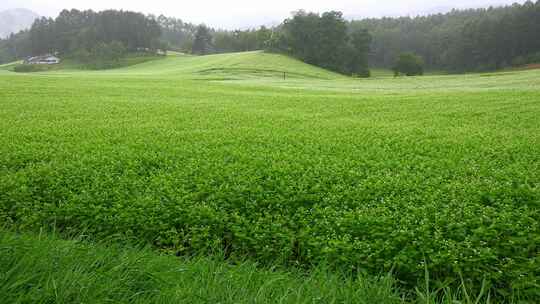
1 51 539 302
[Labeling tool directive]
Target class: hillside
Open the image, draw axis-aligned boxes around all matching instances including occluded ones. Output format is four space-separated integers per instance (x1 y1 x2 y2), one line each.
4 51 345 80
0 8 39 38
112 52 540 93
115 51 346 80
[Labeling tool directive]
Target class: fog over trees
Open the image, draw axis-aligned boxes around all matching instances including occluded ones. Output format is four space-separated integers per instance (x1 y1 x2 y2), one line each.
352 1 540 71
1 1 539 74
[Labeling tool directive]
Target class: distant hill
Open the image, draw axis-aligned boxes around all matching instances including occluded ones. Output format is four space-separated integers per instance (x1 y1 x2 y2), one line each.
115 51 346 80
0 8 39 38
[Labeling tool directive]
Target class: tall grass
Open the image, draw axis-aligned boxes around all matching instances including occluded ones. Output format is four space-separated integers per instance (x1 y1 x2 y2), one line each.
0 230 403 304
1 230 528 303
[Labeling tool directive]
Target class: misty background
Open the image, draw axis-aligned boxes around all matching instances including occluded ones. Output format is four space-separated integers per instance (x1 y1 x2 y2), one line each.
1 0 538 74
0 0 529 30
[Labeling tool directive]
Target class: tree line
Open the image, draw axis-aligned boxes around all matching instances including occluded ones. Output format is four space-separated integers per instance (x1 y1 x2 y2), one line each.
153 2 540 74
1 2 540 74
0 9 163 66
155 19 273 55
187 11 372 77
351 0 540 72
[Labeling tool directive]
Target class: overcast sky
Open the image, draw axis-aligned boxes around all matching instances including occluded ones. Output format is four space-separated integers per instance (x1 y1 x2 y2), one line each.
1 0 527 29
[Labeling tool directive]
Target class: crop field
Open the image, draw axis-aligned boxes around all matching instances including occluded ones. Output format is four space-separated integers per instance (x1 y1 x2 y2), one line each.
1 51 539 301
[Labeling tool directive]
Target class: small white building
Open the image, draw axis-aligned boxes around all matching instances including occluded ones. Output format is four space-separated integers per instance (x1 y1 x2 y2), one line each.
24 55 61 65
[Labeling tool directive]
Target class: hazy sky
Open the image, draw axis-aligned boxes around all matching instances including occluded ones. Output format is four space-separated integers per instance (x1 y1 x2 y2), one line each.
1 0 526 29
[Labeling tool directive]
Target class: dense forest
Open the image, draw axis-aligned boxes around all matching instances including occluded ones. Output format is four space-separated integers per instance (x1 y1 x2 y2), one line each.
0 10 163 66
351 1 540 71
267 11 372 76
1 1 540 74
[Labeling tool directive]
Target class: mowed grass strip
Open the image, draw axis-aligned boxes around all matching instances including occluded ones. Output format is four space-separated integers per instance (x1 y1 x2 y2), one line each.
0 54 539 300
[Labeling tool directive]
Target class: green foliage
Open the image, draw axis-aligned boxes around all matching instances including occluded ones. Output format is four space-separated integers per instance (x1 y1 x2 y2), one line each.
0 31 32 64
192 25 214 55
393 53 424 76
0 52 539 302
156 15 197 53
2 230 524 304
0 231 403 304
25 9 162 63
351 1 540 72
76 41 127 69
154 15 272 55
213 27 272 54
345 29 372 77
269 10 372 77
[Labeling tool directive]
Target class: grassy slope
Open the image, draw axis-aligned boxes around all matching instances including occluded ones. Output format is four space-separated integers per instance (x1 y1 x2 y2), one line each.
0 55 165 73
121 51 346 79
0 52 539 302
31 51 346 80
31 51 539 92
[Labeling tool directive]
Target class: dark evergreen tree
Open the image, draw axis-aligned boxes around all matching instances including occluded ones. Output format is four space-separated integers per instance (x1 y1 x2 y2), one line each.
192 25 214 55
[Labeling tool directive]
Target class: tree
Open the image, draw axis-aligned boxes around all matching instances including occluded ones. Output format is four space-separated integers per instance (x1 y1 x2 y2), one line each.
157 15 196 53
281 10 321 64
392 53 424 76
317 11 349 71
269 10 372 76
192 25 213 55
212 26 274 54
0 31 32 64
91 41 126 62
346 29 372 77
29 17 55 55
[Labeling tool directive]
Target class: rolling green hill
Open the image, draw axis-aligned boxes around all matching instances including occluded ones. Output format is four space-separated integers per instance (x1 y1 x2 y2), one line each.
116 51 346 79
9 51 538 93
2 51 345 80
0 51 539 303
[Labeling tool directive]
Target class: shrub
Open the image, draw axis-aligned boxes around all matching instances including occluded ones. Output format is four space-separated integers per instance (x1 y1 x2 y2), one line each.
393 53 424 76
